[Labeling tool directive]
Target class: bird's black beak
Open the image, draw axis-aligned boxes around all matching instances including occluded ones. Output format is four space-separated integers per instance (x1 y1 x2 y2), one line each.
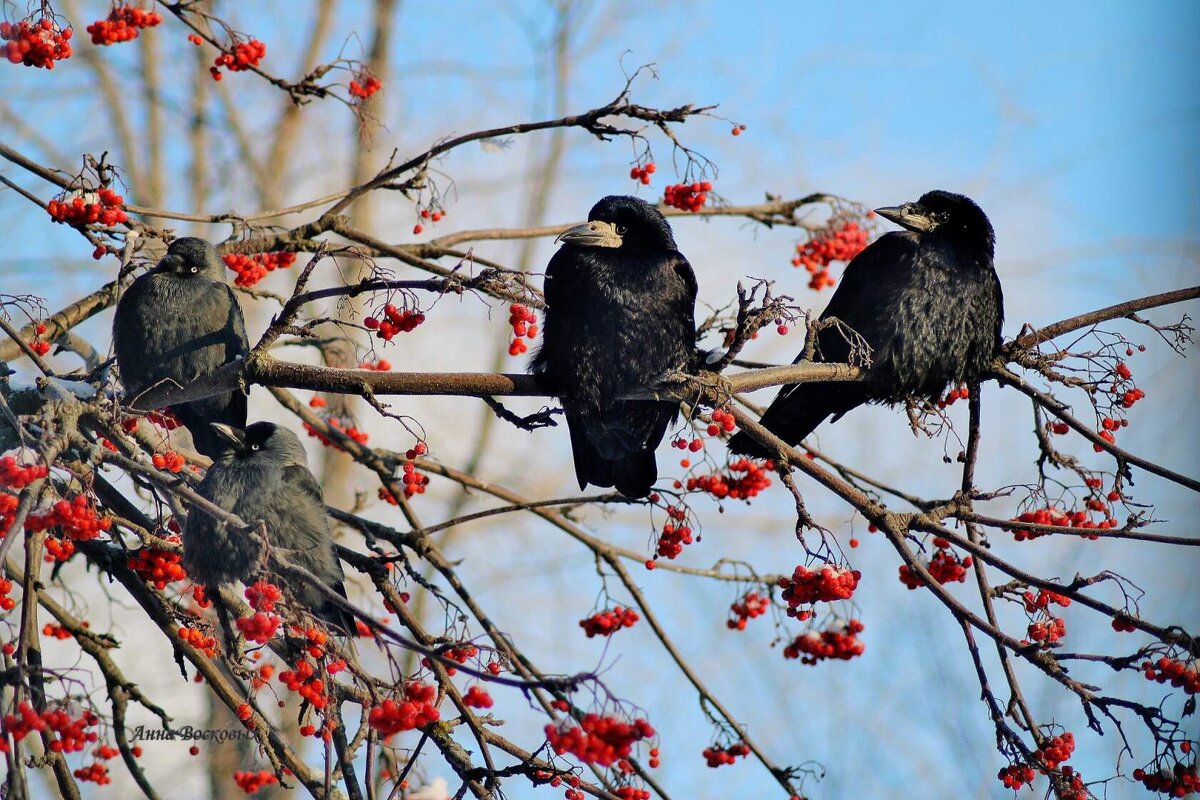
210 423 246 449
555 220 623 248
874 203 936 233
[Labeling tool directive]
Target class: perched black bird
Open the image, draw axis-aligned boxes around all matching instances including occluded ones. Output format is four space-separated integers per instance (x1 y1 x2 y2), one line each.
113 237 248 457
729 190 1002 456
532 195 698 498
182 422 354 634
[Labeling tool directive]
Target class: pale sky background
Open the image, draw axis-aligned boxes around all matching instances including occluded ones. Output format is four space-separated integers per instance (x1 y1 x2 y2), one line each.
1 1 1198 798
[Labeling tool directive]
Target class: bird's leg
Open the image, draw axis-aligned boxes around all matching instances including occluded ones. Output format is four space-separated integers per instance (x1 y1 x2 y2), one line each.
211 591 242 661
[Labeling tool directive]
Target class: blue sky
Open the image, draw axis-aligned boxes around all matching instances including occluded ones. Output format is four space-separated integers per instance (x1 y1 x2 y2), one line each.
2 1 1198 798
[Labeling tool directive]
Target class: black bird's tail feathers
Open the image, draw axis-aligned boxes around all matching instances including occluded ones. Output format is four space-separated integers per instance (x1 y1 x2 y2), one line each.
568 402 674 499
728 384 862 458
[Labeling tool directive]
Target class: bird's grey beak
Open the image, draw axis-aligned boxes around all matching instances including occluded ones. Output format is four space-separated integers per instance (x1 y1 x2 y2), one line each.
555 220 623 248
874 204 935 233
209 423 246 449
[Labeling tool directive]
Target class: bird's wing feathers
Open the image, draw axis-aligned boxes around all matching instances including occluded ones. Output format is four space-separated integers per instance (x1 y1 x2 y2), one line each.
280 464 325 505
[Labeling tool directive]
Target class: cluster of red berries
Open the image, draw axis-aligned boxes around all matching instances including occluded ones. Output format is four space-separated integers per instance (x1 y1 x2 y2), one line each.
222 251 297 288
663 181 712 212
727 591 769 630
792 220 869 291
367 681 440 737
997 763 1036 790
704 408 737 437
683 458 773 501
1023 589 1071 613
579 606 640 638
245 580 281 612
233 771 278 794
1033 732 1075 770
507 304 539 356
0 577 15 612
349 73 382 99
432 643 478 676
1142 657 1199 695
779 564 861 611
86 5 162 46
358 358 391 372
0 701 99 753
364 303 426 341
937 383 970 408
782 619 865 664
28 322 52 355
898 538 972 589
544 714 655 768
399 442 430 497
146 410 182 430
236 611 281 645
671 436 705 454
1133 760 1199 796
1111 615 1138 633
615 787 651 800
0 492 16 535
279 658 329 709
210 38 265 80
48 188 127 227
702 741 750 768
128 535 186 589
2 18 73 69
1026 617 1066 646
151 451 185 473
629 162 656 185
411 205 447 235
0 456 48 489
42 622 72 640
463 685 494 709
303 417 369 448
73 762 111 784
1007 507 1116 541
27 494 112 544
178 625 218 657
655 519 694 560
1092 415 1128 452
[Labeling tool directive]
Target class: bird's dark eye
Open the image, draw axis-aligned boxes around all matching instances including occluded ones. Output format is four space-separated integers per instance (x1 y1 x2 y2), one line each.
615 224 627 235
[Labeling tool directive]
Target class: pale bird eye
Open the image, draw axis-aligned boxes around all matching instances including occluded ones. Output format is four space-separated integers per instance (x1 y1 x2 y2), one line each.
616 224 627 235
190 266 199 273
251 444 260 451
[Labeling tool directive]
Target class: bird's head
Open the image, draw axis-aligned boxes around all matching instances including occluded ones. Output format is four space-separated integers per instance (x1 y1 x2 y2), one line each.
157 237 224 279
875 190 994 253
210 422 310 467
555 195 677 252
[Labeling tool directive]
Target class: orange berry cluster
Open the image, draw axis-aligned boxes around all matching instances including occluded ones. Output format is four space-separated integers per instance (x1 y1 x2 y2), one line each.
782 619 865 664
2 18 73 69
507 304 538 356
86 5 162 46
27 495 112 546
28 322 51 355
654 518 692 560
0 456 48 489
210 38 265 81
663 180 712 212
702 741 750 768
462 685 493 709
128 535 187 589
0 701 99 753
0 577 15 612
349 73 382 99
279 658 329 709
937 383 970 408
997 763 1036 790
367 681 440 737
73 762 111 784
779 564 861 611
1007 507 1117 541
727 591 769 631
682 458 773 500
151 451 185 473
235 611 280 645
303 417 369 448
1026 617 1066 646
48 188 127 227
233 771 278 794
1023 589 1071 613
178 625 218 657
222 251 296 288
544 714 655 768
579 606 639 638
358 358 392 371
792 220 869 291
364 303 426 341
42 622 72 640
628 161 656 185
1034 732 1075 770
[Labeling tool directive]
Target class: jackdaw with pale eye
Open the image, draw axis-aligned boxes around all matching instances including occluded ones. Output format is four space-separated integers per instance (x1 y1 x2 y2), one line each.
113 237 248 457
532 195 698 498
182 422 354 634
